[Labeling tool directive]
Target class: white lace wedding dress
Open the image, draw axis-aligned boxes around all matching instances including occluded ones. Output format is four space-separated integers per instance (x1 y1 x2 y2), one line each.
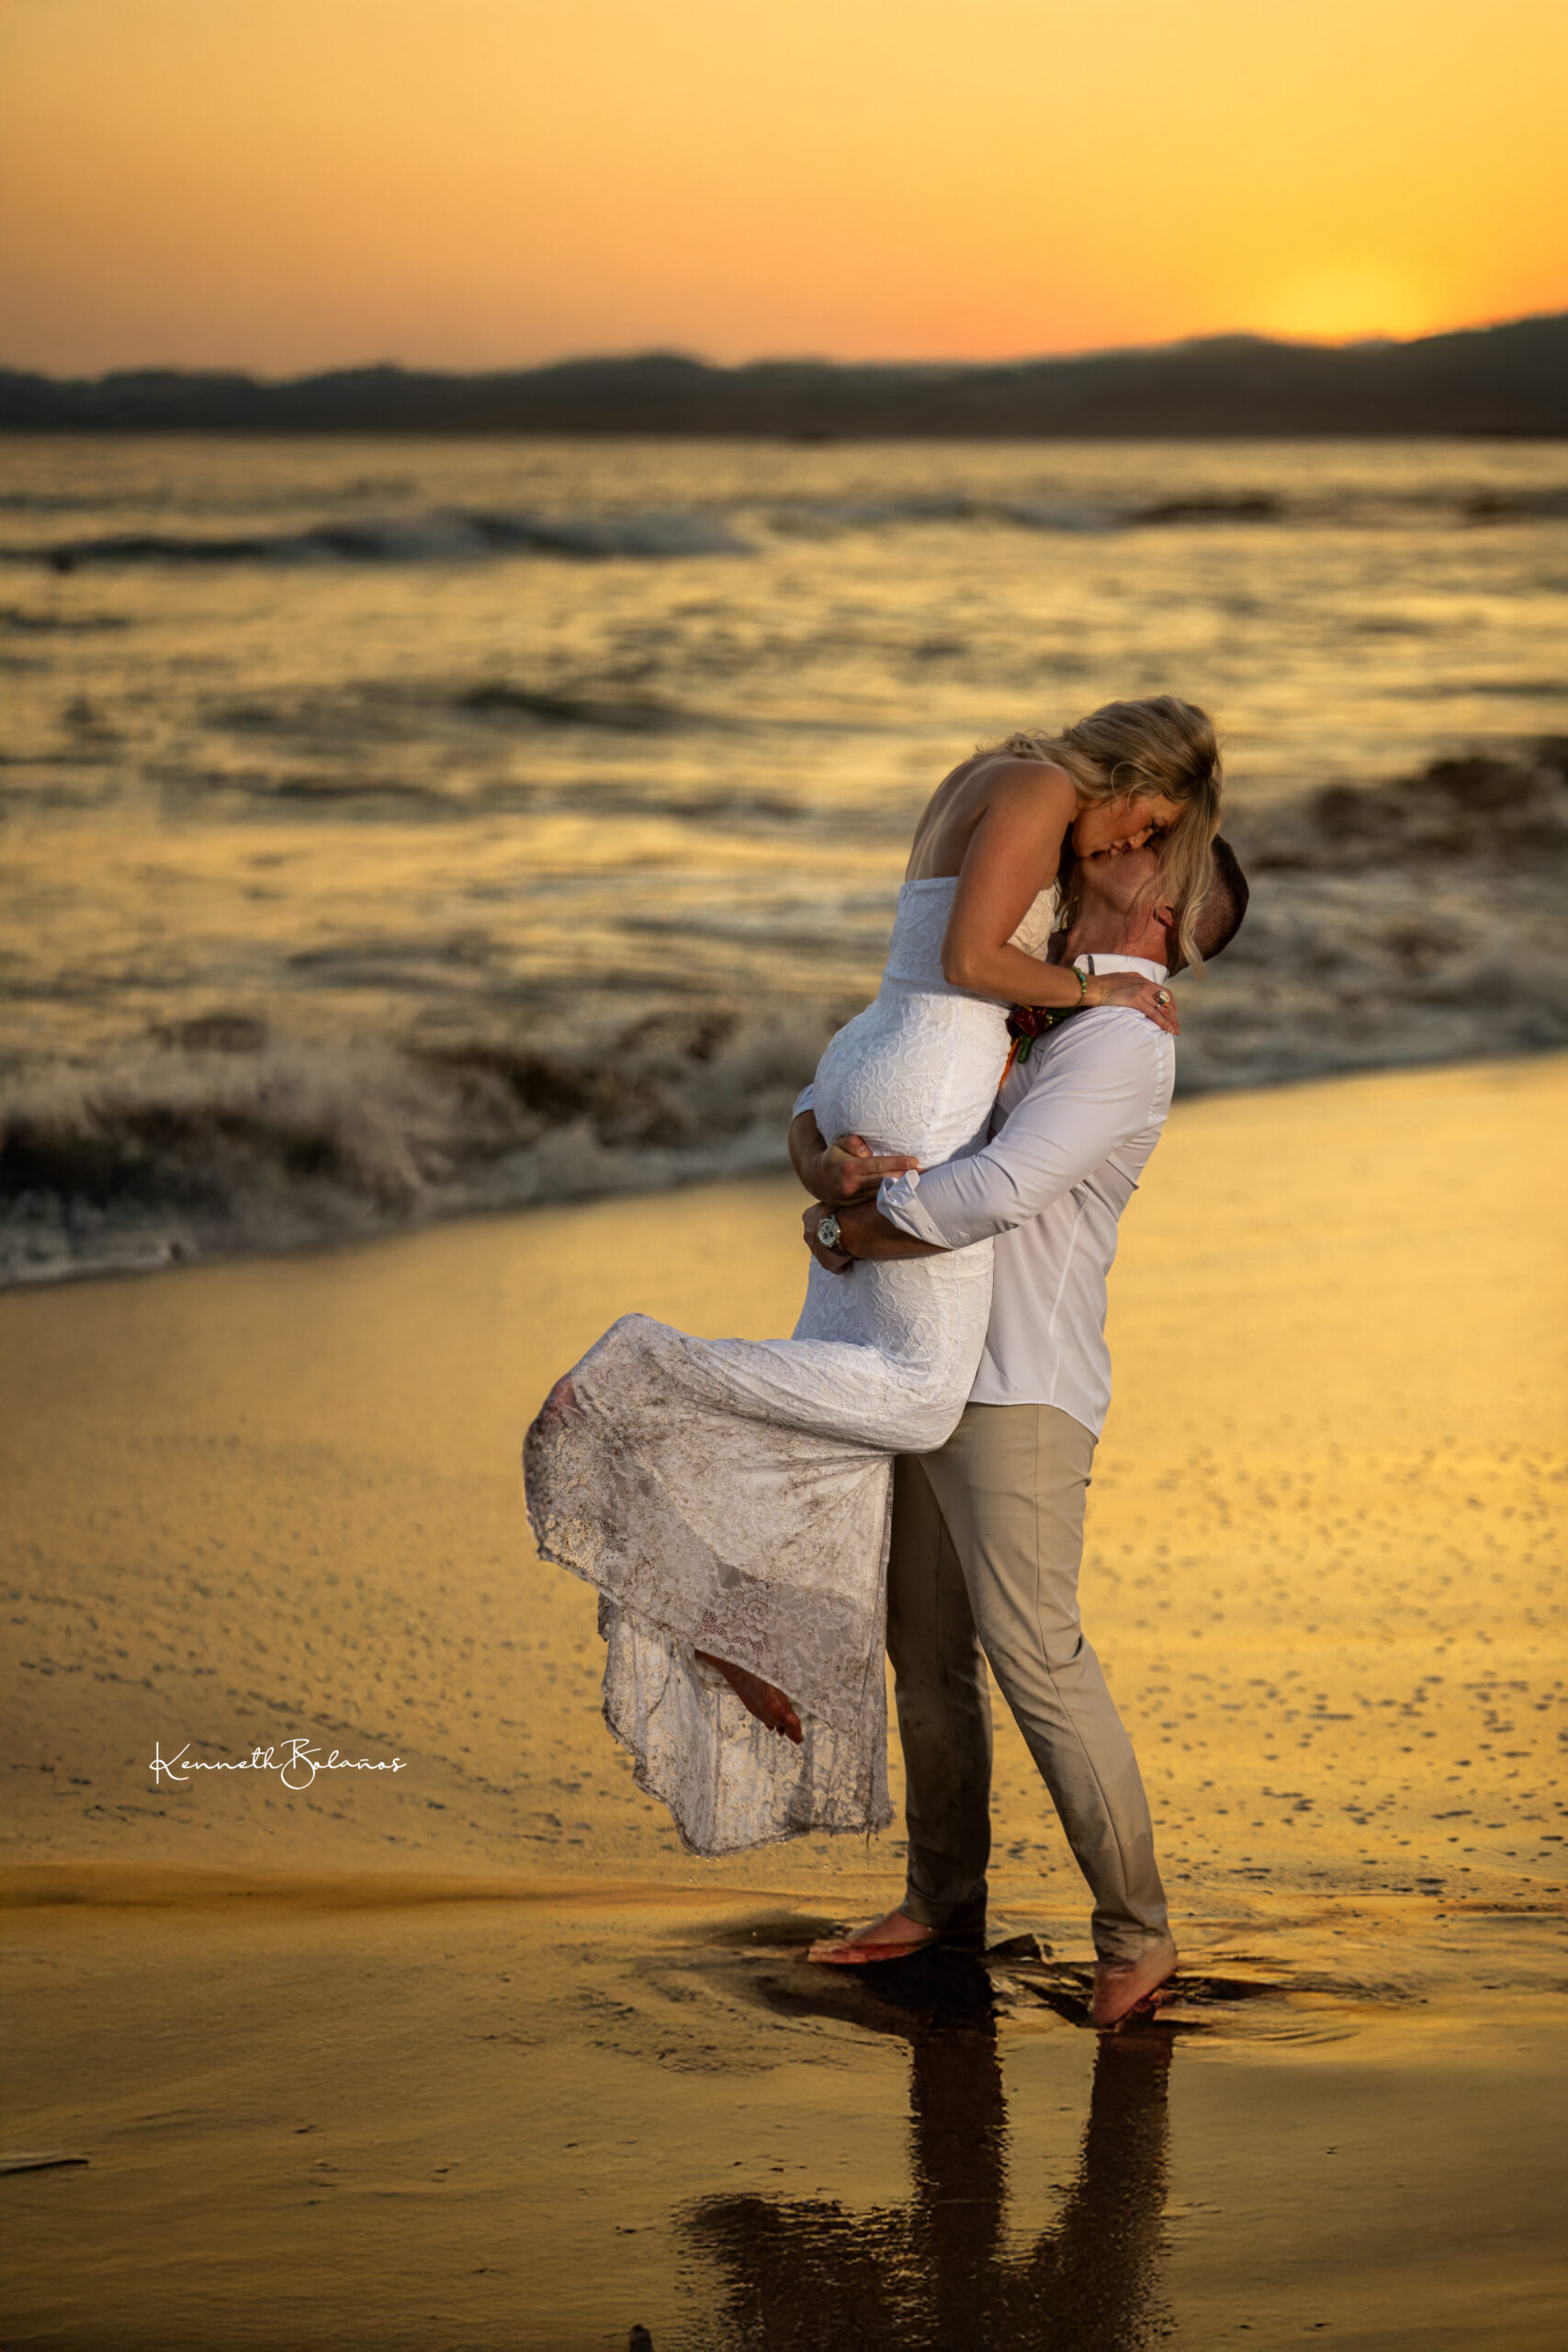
524 876 1058 1854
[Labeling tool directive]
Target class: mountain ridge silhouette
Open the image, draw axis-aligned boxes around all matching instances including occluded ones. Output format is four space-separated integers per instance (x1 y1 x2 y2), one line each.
4 312 1563 436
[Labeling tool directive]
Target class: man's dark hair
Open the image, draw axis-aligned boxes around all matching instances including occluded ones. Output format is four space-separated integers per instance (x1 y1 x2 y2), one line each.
1170 835 1248 973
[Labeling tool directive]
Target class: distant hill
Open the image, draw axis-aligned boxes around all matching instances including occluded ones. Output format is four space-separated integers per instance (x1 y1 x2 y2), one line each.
2 312 1564 436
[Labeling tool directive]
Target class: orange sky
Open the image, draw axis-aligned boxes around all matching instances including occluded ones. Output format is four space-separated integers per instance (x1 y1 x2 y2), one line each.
1 0 1564 375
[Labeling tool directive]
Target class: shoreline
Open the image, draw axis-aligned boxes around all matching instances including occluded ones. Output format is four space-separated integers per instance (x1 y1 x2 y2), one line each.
6 1040 1566 1297
8 1855 1564 1939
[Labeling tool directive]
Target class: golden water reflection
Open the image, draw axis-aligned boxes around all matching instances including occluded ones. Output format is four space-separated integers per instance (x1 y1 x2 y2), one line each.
686 1952 1172 2351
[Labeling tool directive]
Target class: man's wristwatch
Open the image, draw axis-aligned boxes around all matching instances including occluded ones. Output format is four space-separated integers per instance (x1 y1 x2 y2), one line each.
816 1211 845 1255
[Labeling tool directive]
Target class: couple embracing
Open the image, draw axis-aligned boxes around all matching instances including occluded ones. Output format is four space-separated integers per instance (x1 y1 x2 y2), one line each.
525 696 1248 2030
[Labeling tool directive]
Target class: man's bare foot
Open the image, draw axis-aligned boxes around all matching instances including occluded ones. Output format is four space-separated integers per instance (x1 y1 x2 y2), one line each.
694 1651 803 1745
1090 1938 1179 2029
807 1907 946 1967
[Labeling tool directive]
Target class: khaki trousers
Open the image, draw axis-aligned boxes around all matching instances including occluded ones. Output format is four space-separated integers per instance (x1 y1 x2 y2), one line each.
887 1401 1170 1962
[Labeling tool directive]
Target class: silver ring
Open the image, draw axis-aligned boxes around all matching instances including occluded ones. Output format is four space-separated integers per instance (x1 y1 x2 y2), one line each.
1155 989 1171 1007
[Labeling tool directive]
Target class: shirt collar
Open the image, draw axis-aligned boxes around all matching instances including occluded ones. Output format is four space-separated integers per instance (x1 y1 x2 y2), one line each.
1075 952 1170 983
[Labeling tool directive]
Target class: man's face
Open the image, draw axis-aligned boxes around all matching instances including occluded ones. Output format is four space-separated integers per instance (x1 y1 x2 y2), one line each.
1077 838 1164 921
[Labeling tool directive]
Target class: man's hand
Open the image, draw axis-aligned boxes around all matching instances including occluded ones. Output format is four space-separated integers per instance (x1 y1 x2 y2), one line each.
803 1195 946 1270
790 1113 918 1204
803 1203 853 1273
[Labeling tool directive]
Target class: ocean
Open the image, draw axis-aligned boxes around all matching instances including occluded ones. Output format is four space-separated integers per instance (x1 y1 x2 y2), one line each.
2 432 1564 1283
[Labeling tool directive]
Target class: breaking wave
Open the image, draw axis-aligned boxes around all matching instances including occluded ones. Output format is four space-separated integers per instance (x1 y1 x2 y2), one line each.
10 506 753 571
4 744 1565 1288
0 1007 829 1286
12 478 1565 572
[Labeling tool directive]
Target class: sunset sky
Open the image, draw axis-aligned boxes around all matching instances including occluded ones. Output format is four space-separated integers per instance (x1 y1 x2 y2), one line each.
2 0 1564 376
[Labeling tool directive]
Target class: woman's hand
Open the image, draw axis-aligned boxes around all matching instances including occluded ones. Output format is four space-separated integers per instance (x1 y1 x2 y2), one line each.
1088 971 1179 1034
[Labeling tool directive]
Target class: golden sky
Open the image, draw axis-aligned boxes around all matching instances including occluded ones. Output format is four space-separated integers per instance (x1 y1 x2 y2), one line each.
2 0 1564 375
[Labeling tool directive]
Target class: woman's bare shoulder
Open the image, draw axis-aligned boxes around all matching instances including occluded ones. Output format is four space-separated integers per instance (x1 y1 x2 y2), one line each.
907 751 1075 880
978 753 1077 801
933 750 1074 808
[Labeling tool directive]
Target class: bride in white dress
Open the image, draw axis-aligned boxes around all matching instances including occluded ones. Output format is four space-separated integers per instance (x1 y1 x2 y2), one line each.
525 697 1222 1854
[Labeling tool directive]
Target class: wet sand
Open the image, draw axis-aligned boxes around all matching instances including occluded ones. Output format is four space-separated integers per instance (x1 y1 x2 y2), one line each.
3 1056 1566 2347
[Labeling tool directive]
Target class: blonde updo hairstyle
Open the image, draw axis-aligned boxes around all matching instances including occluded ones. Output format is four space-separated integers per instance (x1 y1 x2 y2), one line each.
995 695 1223 969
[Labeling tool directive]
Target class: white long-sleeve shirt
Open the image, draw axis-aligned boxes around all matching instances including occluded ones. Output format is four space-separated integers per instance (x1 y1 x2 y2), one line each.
875 955 1174 1438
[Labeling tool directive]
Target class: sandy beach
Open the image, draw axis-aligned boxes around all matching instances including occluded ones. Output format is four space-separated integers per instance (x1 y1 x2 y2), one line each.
4 1055 1566 2348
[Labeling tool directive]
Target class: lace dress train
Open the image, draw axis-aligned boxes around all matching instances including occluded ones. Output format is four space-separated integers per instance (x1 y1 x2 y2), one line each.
523 877 1056 1854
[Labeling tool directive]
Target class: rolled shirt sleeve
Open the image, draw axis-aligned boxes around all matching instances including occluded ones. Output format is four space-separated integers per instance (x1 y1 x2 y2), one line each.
793 1083 816 1119
878 1013 1168 1250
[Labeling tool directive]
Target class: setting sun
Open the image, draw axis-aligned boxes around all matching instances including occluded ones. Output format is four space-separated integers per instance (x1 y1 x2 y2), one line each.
1257 264 1438 345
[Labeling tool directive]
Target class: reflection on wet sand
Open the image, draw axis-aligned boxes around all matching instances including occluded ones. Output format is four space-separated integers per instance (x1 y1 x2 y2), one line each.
686 1951 1172 2351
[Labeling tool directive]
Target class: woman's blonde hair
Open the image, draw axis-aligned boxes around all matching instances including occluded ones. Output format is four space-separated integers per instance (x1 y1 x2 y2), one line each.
993 695 1223 968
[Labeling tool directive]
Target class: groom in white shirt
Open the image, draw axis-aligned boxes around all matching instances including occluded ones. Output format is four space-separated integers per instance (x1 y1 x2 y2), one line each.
788 833 1249 2027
